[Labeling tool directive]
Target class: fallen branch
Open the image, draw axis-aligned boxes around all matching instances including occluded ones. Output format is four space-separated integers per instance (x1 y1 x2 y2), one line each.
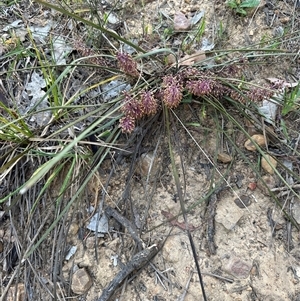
97 245 158 301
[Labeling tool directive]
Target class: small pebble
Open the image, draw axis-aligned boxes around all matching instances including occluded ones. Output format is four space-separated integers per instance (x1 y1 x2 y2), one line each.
261 154 277 174
68 223 79 236
71 268 93 295
244 134 266 151
234 195 252 208
247 182 257 191
223 256 252 279
217 152 233 163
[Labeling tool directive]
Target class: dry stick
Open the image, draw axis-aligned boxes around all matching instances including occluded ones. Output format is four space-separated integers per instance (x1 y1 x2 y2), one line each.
271 183 300 192
1 189 53 301
96 245 158 301
177 270 193 301
206 192 218 256
0 268 19 301
105 206 144 248
177 271 234 300
267 208 276 237
26 259 55 298
286 200 294 252
154 268 167 291
206 184 228 256
150 263 181 290
202 272 234 283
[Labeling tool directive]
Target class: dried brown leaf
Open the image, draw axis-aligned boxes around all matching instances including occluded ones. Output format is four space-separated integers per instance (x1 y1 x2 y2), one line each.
266 78 299 88
174 11 191 30
178 50 206 66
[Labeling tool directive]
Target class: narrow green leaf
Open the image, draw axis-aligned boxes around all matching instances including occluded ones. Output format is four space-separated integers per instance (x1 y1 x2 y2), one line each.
240 0 260 8
34 0 146 54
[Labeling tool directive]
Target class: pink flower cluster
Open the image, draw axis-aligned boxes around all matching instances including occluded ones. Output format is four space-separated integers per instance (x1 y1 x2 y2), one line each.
119 91 158 133
161 75 183 109
117 52 140 78
186 79 213 96
117 65 279 134
246 87 273 102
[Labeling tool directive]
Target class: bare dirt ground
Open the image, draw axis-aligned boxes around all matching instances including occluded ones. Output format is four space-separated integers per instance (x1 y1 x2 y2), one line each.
1 0 300 301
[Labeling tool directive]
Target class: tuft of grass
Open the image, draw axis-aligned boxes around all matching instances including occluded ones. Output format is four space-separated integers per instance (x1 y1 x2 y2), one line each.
226 0 260 16
282 82 300 116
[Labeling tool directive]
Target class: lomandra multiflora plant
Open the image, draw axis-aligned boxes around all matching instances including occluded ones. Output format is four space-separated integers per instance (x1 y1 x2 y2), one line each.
116 51 279 133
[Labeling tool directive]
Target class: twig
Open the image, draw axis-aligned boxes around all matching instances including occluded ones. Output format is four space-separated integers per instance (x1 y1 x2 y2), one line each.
206 192 218 255
177 270 193 301
161 210 200 231
271 184 300 192
206 184 229 256
0 267 19 301
176 270 234 301
150 263 181 290
285 200 294 252
267 208 276 237
154 267 167 291
202 272 234 283
105 206 144 248
96 245 158 301
248 1 261 28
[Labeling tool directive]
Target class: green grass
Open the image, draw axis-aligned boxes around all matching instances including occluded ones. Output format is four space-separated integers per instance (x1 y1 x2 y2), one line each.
226 0 260 16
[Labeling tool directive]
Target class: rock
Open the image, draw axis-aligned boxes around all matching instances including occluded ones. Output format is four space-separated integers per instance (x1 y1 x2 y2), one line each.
174 11 191 30
62 261 73 280
65 245 77 261
257 175 276 195
7 283 25 301
106 13 119 24
215 197 244 230
261 154 277 174
247 182 257 191
166 53 176 65
244 134 266 151
217 152 233 163
68 223 79 236
71 268 93 295
223 256 252 279
234 195 252 208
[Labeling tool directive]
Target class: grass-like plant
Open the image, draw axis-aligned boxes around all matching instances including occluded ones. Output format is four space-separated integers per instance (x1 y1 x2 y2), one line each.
1 0 300 300
226 0 260 16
